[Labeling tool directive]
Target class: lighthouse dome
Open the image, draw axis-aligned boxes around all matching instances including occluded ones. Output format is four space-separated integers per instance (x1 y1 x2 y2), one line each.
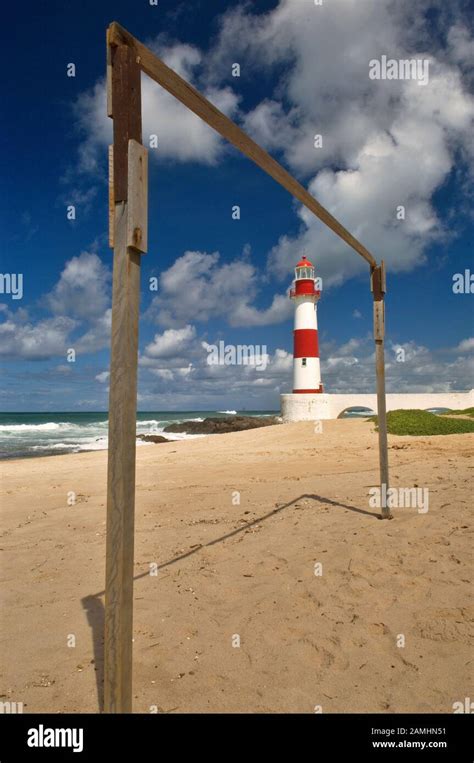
296 255 314 268
289 254 320 300
294 255 315 281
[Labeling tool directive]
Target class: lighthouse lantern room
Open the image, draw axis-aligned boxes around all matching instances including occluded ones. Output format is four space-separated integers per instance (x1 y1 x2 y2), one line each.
289 255 323 394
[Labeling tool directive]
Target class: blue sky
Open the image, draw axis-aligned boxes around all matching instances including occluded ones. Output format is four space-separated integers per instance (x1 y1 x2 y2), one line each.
1 0 473 411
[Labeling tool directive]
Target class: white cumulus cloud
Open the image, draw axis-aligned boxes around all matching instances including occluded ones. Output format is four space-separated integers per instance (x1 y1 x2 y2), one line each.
147 250 292 327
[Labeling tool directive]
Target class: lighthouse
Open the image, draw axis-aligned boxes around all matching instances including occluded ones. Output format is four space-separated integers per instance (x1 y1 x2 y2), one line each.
289 255 323 394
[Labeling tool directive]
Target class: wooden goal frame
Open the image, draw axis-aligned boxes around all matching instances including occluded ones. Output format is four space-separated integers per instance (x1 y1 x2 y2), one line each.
104 20 391 714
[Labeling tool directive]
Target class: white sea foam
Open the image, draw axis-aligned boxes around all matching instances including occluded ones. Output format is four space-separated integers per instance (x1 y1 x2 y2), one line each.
77 437 109 451
0 422 74 432
161 432 206 441
27 432 203 454
31 442 82 452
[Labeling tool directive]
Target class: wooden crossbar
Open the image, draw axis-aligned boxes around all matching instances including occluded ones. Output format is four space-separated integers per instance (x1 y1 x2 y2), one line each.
108 21 376 269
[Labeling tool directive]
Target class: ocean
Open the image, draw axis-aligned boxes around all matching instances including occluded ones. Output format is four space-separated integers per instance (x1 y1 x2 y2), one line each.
0 411 278 460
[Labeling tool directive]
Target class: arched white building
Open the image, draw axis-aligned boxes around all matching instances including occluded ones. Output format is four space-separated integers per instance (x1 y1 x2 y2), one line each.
281 390 474 421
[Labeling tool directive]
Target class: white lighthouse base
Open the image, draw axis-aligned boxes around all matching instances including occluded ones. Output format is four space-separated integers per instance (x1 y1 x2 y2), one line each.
280 390 474 422
280 393 332 421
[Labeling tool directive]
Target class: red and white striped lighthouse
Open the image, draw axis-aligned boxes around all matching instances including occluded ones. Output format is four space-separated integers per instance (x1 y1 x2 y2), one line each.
289 255 323 393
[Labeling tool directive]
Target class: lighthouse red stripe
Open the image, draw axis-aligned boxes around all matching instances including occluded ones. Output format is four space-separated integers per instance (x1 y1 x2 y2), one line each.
293 329 319 358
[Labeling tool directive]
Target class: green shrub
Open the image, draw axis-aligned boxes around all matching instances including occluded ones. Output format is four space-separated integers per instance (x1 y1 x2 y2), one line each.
368 409 474 436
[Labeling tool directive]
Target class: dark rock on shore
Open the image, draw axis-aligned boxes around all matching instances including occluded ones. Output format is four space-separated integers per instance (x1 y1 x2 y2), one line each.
163 415 280 435
136 434 170 444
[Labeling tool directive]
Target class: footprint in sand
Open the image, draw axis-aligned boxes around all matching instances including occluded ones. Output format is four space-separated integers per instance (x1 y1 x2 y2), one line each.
414 607 474 644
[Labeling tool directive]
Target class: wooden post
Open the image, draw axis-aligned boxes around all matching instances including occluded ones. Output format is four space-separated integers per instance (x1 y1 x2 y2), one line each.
104 41 145 713
371 262 391 519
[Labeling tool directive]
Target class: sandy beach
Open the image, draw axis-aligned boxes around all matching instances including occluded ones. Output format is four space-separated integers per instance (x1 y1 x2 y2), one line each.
0 419 472 714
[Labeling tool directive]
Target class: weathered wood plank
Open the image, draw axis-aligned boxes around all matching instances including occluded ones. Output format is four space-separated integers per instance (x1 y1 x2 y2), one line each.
108 146 114 248
108 21 376 267
372 260 390 519
112 44 142 202
127 140 148 253
375 336 391 519
105 202 142 712
105 34 145 714
371 263 386 300
106 27 113 117
373 300 385 341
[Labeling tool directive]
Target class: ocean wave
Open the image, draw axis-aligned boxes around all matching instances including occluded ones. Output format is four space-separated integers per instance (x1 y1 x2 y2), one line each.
162 432 206 441
218 410 237 415
137 418 204 432
77 438 109 451
25 432 203 454
31 442 82 452
0 422 74 432
30 438 110 452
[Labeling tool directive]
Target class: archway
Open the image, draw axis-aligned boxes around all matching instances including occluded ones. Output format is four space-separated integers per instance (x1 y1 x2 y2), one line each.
338 406 376 419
